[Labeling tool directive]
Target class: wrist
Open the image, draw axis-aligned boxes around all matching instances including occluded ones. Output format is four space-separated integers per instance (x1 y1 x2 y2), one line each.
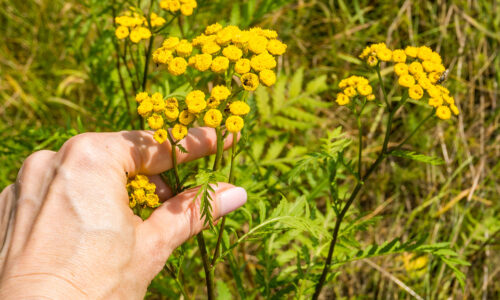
0 273 88 299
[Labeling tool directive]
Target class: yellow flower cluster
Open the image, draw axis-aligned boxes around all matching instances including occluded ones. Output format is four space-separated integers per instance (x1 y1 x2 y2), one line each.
160 0 197 16
360 44 459 120
115 11 165 43
127 175 160 209
153 24 287 89
335 76 375 106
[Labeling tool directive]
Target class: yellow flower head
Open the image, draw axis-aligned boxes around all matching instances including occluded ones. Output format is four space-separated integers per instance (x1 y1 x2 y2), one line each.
367 94 376 101
146 193 160 208
235 58 251 74
398 74 416 88
205 23 222 35
394 63 409 76
392 49 407 63
164 107 180 122
376 48 392 61
417 46 433 61
172 123 188 140
267 39 287 56
115 26 129 39
222 45 243 62
367 55 378 67
165 97 178 108
211 85 231 101
138 99 153 117
192 54 212 72
180 2 196 16
422 60 436 73
135 92 149 103
336 93 350 106
408 62 424 75
344 86 357 97
216 26 239 46
130 28 142 43
179 110 195 125
450 104 459 115
259 69 276 87
150 12 166 27
210 56 229 73
357 84 373 96
207 97 220 108
154 128 169 144
428 97 443 108
137 27 151 39
229 101 250 115
225 115 244 133
404 46 418 58
163 37 180 50
186 90 207 113
175 39 193 57
168 57 188 76
436 105 451 120
152 93 166 112
428 72 441 84
203 109 223 128
408 84 424 100
202 42 221 55
250 52 276 72
148 114 165 130
241 73 259 91
153 48 173 64
248 35 268 54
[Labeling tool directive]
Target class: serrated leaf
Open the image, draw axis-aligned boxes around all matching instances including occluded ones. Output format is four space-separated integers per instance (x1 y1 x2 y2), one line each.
288 67 304 98
216 280 231 300
255 86 271 120
306 74 327 94
391 149 444 165
272 76 287 111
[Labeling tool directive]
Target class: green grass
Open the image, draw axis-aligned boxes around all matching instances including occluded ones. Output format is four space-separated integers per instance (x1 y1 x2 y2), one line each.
1 0 499 299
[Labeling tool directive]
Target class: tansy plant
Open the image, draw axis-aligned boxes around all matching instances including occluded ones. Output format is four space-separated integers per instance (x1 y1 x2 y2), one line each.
295 43 461 299
128 21 286 299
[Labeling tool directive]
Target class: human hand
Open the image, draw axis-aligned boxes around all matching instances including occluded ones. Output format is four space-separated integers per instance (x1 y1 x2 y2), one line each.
0 128 247 299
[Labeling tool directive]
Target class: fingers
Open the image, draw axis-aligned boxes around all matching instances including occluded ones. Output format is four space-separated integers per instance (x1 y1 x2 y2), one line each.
147 175 172 201
135 183 247 276
58 128 237 177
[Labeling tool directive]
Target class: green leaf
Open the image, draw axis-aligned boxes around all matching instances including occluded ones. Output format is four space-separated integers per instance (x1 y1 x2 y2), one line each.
288 67 304 98
391 149 445 165
306 74 328 94
216 280 232 300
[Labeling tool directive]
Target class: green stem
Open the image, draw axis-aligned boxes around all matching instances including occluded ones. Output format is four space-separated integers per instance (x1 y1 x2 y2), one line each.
212 127 224 171
141 34 154 91
312 92 407 299
167 136 181 194
196 233 215 300
390 108 435 153
376 64 390 109
211 133 238 265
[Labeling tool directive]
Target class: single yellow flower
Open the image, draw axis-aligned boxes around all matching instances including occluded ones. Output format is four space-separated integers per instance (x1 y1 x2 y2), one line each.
179 110 195 125
235 58 251 74
436 105 451 120
344 86 357 97
408 62 424 75
138 100 153 117
404 46 418 57
417 46 433 61
154 128 169 144
202 42 221 55
367 94 376 101
172 123 188 140
241 73 259 91
398 74 415 88
210 56 229 73
428 97 443 108
408 84 424 100
205 23 222 35
259 69 276 87
376 48 392 61
211 85 231 101
394 63 409 76
225 115 244 133
229 101 250 115
250 52 276 72
163 37 180 50
357 84 373 96
186 90 207 113
267 39 287 55
135 92 149 103
115 26 129 39
130 28 142 43
168 57 188 76
248 35 268 54
148 114 164 130
222 45 243 62
392 49 406 63
367 55 378 67
164 107 179 122
176 39 193 57
203 109 223 128
335 93 350 106
192 54 212 72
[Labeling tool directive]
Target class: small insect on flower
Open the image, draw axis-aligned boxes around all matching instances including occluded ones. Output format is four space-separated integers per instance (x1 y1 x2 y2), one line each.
241 73 260 91
436 69 450 84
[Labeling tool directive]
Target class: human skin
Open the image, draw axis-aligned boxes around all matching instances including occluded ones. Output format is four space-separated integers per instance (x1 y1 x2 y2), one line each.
0 128 247 299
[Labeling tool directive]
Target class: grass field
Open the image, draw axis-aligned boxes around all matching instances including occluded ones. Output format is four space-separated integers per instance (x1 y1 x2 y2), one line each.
1 0 499 299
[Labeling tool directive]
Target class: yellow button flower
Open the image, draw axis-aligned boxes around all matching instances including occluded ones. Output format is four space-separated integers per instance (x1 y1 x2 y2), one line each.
235 58 251 74
179 110 195 125
250 52 276 72
205 23 222 35
202 42 221 55
203 109 223 128
357 84 373 96
164 107 179 122
267 39 287 56
344 86 357 97
376 48 392 61
165 97 178 108
336 93 350 106
392 49 406 63
138 27 151 39
176 39 193 57
210 56 229 73
450 104 459 115
394 63 409 76
404 46 418 57
130 28 142 43
211 85 231 101
172 123 188 140
436 105 451 120
115 26 129 39
398 74 415 88
163 37 180 49
153 48 173 65
408 62 424 75
367 94 376 101
417 46 433 61
241 73 259 91
138 100 153 117
148 114 164 130
146 194 160 208
168 57 188 76
193 54 212 72
186 90 207 113
222 45 243 62
225 115 244 133
154 128 169 144
367 55 378 67
408 84 424 100
248 35 268 54
428 97 443 108
259 69 276 87
135 92 149 103
229 101 250 115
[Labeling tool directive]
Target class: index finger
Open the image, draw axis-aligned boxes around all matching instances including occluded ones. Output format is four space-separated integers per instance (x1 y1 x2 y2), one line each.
58 127 235 177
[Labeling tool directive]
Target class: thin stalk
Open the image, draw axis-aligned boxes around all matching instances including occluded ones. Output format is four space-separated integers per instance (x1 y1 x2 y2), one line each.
376 64 390 109
313 92 407 299
167 134 181 194
211 133 238 265
212 127 224 171
390 109 435 153
141 34 154 91
121 43 138 93
196 233 214 300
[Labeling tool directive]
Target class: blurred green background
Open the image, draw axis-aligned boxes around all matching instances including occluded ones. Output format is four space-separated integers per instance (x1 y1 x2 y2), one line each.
1 0 499 298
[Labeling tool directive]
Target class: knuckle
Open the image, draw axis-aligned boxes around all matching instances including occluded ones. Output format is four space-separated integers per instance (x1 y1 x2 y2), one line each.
59 133 107 167
21 150 55 170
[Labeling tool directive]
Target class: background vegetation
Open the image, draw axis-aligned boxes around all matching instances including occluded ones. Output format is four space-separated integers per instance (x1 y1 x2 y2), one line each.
1 0 498 299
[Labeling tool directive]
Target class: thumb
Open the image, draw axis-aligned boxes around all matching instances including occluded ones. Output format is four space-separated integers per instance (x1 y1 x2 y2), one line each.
135 183 247 275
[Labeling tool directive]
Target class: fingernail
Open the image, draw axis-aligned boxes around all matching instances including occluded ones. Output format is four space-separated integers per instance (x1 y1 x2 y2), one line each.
219 187 247 216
